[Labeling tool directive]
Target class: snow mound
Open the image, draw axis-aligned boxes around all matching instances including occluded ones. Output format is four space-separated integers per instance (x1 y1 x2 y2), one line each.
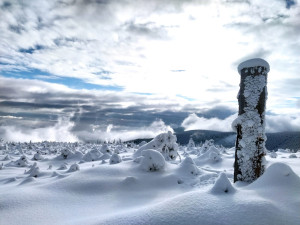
210 172 236 194
238 58 270 75
139 149 165 172
249 163 300 188
178 156 201 176
109 153 122 164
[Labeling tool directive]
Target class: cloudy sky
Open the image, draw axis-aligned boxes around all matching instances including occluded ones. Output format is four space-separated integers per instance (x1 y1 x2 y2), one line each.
0 0 299 142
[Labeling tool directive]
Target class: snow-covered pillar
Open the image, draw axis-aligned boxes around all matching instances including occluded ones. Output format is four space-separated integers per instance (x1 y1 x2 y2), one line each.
233 58 270 183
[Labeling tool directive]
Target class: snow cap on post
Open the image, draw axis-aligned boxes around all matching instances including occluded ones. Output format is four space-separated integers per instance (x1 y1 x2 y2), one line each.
237 58 270 75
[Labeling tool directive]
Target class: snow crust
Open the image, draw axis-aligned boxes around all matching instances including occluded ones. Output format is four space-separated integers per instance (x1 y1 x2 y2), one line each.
238 58 270 75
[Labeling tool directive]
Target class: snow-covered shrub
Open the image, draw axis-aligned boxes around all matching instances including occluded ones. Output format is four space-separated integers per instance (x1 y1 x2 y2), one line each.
15 155 29 167
100 144 111 154
210 173 236 194
269 151 277 158
289 154 297 158
33 151 43 161
68 163 80 172
187 138 195 148
134 131 178 161
209 151 221 162
109 153 122 164
58 163 68 170
197 146 222 163
61 148 71 159
178 156 201 176
2 155 12 161
29 166 40 178
83 149 103 162
200 139 214 154
139 149 165 172
99 153 111 160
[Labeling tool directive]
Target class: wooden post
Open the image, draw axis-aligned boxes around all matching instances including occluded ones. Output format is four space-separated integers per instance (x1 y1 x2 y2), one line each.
233 58 270 183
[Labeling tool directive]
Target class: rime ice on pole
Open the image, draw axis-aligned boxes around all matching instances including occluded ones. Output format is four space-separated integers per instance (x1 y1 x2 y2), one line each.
233 58 270 183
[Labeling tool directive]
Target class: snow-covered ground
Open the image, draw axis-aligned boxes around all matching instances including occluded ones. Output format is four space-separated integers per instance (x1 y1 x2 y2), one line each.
0 137 299 225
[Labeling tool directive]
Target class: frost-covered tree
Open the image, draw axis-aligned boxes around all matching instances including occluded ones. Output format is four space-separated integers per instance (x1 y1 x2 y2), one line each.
187 138 195 148
134 131 178 160
232 58 270 183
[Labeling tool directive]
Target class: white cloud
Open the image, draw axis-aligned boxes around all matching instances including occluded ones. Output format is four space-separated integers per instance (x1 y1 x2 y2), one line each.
181 113 237 132
0 116 78 142
74 119 173 142
182 112 300 133
266 113 300 132
1 0 300 138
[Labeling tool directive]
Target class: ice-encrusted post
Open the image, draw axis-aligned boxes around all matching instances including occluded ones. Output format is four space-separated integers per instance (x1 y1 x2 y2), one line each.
233 58 270 183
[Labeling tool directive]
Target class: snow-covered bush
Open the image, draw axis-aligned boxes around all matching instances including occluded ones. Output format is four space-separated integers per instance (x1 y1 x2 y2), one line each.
15 155 29 167
100 144 111 154
2 155 12 161
289 154 297 158
29 166 40 178
99 153 111 160
33 150 43 161
210 173 236 194
58 163 68 170
109 153 122 164
187 138 195 148
197 146 222 163
139 149 165 172
200 139 214 155
61 148 71 159
209 151 221 162
134 131 178 161
178 156 201 176
68 163 80 172
83 148 103 162
269 151 277 158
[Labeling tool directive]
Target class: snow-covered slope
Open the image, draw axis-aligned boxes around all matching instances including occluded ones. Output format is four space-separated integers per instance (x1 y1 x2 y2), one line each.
0 140 299 225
